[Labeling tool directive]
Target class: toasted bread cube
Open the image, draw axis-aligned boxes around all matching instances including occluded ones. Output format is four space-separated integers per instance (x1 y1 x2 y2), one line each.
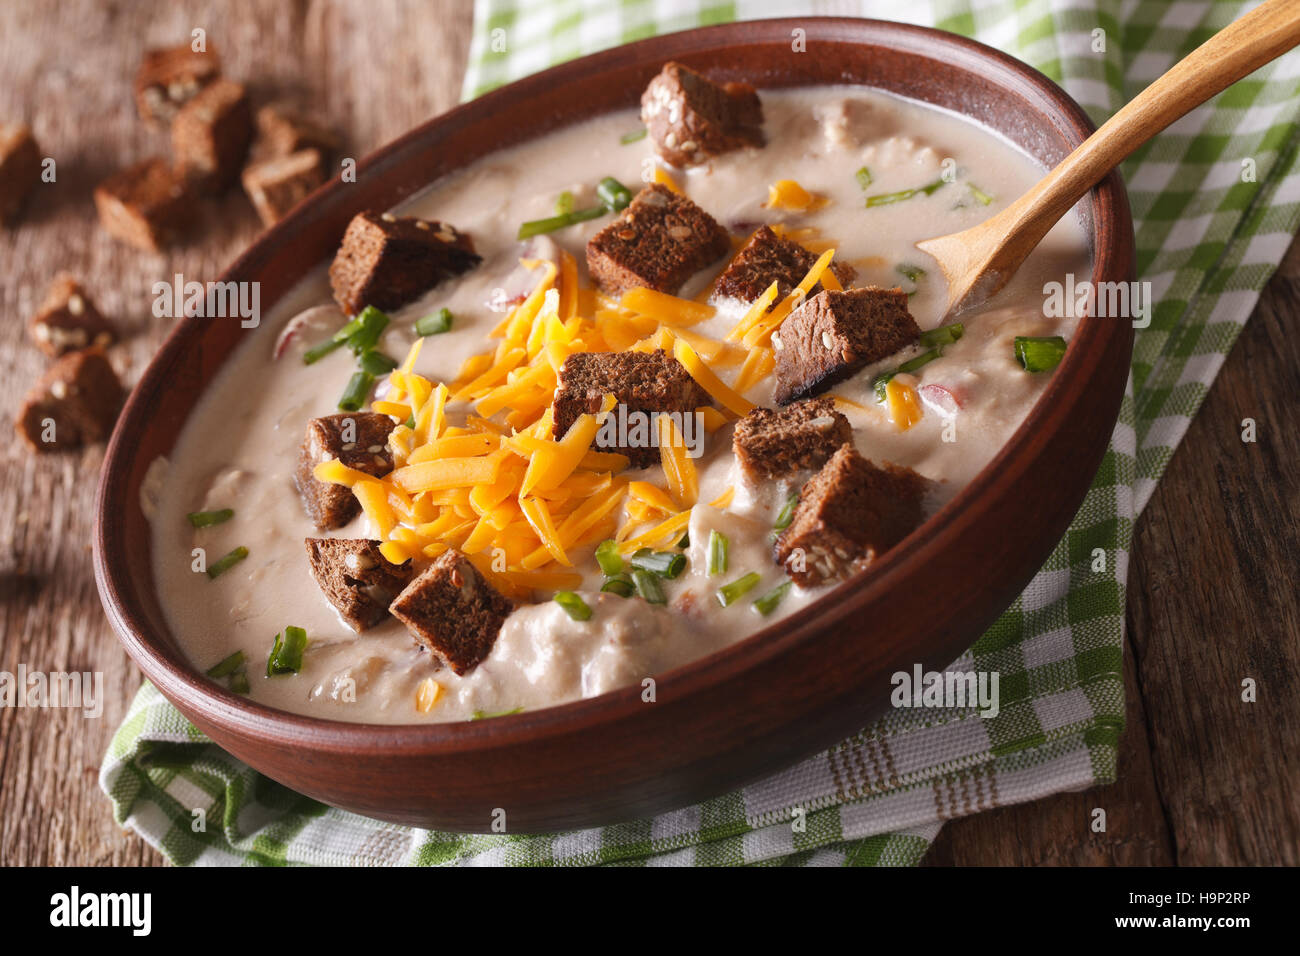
713 226 855 304
305 538 414 631
0 123 42 227
772 287 920 405
242 149 327 227
732 397 851 479
294 413 397 530
15 348 123 452
640 61 764 168
585 184 730 297
255 103 341 158
172 79 252 193
134 44 221 123
328 211 481 317
389 549 514 675
27 274 117 357
93 158 191 252
774 444 929 586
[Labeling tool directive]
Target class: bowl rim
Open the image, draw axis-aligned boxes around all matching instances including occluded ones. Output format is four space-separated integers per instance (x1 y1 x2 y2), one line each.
95 16 1135 756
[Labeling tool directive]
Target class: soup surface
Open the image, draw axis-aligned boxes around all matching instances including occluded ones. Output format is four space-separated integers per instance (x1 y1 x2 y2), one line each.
148 85 1090 723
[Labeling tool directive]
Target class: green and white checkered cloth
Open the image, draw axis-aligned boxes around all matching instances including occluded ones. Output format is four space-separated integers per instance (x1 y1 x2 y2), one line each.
101 0 1300 865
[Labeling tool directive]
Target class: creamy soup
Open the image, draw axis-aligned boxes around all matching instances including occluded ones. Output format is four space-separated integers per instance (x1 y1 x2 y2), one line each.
147 84 1090 723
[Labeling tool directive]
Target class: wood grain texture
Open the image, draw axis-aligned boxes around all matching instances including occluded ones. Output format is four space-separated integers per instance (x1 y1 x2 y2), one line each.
0 0 1293 865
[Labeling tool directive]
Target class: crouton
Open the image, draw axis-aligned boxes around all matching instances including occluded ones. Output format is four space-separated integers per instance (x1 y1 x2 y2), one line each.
732 397 851 479
93 158 191 252
294 413 397 529
172 79 252 193
640 61 764 167
15 348 123 452
255 103 341 158
27 274 117 357
328 211 481 317
552 349 710 468
388 549 514 675
774 444 929 586
0 123 41 227
304 538 415 632
586 184 731 297
713 226 856 304
134 44 221 123
772 287 920 404
241 149 327 227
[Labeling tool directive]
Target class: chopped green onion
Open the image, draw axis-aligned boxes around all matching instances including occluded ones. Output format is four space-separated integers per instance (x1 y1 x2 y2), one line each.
676 532 690 549
600 575 634 598
620 127 648 144
205 650 245 678
630 548 685 579
919 321 964 349
206 546 249 579
337 370 375 411
595 539 623 576
855 166 873 189
302 316 363 365
346 305 389 355
774 493 800 532
631 569 666 604
229 671 250 694
404 414 416 429
358 349 397 376
1015 335 1068 372
865 178 946 207
753 581 792 616
716 571 761 608
968 182 995 205
471 707 523 720
896 263 926 284
187 508 234 528
554 190 575 216
596 176 633 212
516 205 605 240
873 349 942 401
266 626 308 676
707 530 728 576
554 590 592 621
415 308 453 337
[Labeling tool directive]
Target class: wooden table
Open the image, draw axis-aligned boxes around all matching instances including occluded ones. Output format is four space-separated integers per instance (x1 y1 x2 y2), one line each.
1 1 1295 866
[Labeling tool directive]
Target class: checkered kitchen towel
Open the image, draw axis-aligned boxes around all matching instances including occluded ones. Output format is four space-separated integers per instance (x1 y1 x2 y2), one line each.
101 0 1300 865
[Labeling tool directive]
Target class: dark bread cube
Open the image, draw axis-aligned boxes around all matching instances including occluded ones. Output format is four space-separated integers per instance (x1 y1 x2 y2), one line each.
713 226 856 304
134 44 221 123
305 538 415 632
389 549 514 675
732 397 851 479
93 158 191 252
15 348 123 452
640 61 764 167
774 444 929 586
773 287 920 405
294 413 397 530
586 184 731 296
0 123 41 227
255 103 341 158
242 149 327 227
172 79 252 193
328 211 481 317
552 349 711 468
28 274 118 357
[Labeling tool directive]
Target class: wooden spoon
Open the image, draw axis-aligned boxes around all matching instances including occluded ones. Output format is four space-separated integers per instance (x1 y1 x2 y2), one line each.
917 0 1300 316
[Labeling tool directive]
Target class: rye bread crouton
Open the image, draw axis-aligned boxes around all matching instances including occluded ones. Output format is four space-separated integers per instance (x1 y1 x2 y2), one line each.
255 103 341 158
304 538 415 631
328 211 481 316
134 44 221 123
28 274 117 357
732 397 851 479
294 413 397 530
93 158 191 252
0 123 41 227
772 287 920 405
388 549 514 675
774 444 929 586
241 149 327 227
713 226 856 304
552 349 710 468
640 61 764 167
172 79 253 193
15 348 123 452
585 184 730 297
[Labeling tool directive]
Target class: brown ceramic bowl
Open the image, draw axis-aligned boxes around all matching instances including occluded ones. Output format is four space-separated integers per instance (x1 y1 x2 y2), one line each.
94 18 1134 832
